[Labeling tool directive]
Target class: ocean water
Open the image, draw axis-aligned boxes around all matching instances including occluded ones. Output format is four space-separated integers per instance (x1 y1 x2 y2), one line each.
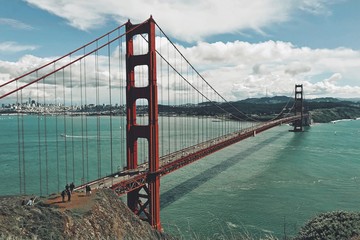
1 115 360 238
0 115 246 195
160 119 360 238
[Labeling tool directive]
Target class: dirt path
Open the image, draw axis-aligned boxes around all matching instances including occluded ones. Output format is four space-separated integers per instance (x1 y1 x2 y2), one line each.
46 189 97 212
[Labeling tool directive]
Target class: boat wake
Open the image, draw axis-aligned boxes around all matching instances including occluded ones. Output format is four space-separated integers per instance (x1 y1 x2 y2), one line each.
60 134 96 139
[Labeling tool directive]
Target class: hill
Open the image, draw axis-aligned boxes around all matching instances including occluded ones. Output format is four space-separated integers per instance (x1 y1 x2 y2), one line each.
0 189 174 240
2 96 360 123
159 96 360 123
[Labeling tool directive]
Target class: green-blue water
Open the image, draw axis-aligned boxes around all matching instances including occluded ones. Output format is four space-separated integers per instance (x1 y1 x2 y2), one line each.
1 115 360 238
160 119 360 238
0 114 245 195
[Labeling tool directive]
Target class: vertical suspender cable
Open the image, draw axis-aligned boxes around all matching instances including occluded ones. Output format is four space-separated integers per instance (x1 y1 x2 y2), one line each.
96 47 100 178
54 64 60 192
179 57 183 150
95 43 102 178
193 68 196 144
167 40 171 154
63 69 68 184
202 77 204 143
107 34 114 176
205 82 208 142
43 77 49 195
222 99 228 135
159 29 164 157
21 88 26 194
121 31 126 168
174 46 177 151
36 73 42 196
184 62 187 147
197 75 200 145
222 92 225 136
70 55 75 183
118 29 125 169
180 57 184 150
200 77 203 143
16 80 23 194
188 63 191 145
80 58 85 184
185 62 188 147
84 48 89 182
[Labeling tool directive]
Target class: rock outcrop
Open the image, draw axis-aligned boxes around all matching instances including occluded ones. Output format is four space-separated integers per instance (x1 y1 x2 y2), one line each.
0 189 174 240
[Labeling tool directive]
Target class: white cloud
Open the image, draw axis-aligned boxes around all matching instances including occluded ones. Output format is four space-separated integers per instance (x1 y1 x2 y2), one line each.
299 0 344 15
285 62 311 76
0 42 38 53
0 49 128 104
325 72 342 84
1 37 360 104
175 40 360 100
24 0 338 42
1 0 357 111
304 72 360 98
0 18 34 30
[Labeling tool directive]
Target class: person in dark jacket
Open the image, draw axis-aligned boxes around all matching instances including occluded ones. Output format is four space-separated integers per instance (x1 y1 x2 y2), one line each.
70 182 75 193
61 190 66 202
66 189 71 202
85 185 92 196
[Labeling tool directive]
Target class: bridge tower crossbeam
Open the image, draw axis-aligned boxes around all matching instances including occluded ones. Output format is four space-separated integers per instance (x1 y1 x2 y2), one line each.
125 17 161 230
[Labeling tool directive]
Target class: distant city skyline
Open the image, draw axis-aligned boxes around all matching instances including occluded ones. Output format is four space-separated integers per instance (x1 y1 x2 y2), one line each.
1 0 360 101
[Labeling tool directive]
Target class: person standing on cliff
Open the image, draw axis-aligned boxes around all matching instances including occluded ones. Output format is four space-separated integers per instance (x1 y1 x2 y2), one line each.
85 185 92 196
61 190 66 202
70 182 75 193
66 189 71 202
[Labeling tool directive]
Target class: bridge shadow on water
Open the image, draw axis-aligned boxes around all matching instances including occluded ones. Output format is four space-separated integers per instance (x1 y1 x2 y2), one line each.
160 130 289 209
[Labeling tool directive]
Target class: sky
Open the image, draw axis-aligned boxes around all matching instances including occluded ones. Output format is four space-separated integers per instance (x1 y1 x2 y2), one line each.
1 0 360 101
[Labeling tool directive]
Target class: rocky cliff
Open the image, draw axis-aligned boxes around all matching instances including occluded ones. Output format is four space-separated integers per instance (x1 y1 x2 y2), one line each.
310 106 360 123
0 189 174 240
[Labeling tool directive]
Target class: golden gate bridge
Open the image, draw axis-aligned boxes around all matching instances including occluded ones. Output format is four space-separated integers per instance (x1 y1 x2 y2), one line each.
0 17 309 230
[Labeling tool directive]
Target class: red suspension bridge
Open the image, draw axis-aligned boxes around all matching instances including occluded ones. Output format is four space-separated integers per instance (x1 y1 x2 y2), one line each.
0 17 309 230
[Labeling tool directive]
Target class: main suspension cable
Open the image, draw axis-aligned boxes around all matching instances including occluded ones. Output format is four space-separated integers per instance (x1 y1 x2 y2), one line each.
154 22 259 123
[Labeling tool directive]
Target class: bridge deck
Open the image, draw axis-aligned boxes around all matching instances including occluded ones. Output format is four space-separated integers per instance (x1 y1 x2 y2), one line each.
74 115 302 195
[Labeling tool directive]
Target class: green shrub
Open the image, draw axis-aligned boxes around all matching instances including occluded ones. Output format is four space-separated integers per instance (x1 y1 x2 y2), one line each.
296 211 360 240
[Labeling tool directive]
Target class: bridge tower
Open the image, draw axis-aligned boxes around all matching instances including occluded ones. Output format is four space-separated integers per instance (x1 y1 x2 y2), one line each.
293 84 304 132
125 17 161 230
